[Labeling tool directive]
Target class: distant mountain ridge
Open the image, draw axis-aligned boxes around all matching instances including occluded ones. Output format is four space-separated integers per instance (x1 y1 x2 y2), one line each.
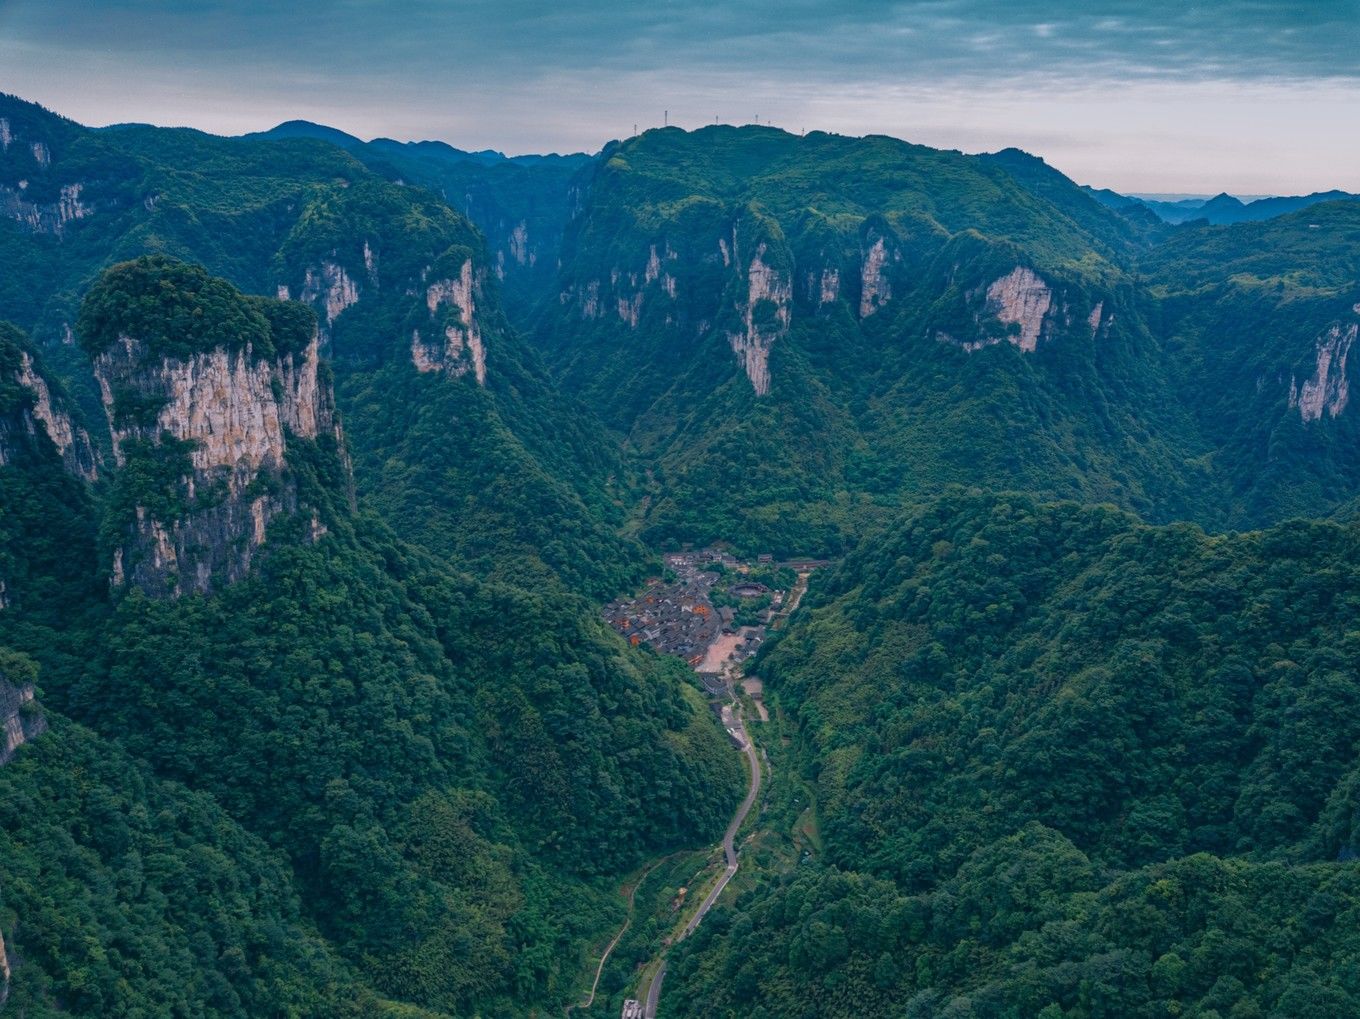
239 118 587 165
1085 183 1359 224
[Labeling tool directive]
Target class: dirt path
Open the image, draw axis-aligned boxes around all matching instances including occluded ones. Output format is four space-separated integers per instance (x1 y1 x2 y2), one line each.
567 857 666 1016
771 571 810 630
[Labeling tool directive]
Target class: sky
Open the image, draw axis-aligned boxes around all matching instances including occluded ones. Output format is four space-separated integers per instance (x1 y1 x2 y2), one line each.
1 0 1358 195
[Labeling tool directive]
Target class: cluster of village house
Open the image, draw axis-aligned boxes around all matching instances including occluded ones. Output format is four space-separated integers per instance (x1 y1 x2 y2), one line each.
603 549 783 679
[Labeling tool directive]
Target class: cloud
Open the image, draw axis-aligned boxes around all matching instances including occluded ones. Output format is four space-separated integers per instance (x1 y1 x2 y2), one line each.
0 0 1357 191
4 0 1358 85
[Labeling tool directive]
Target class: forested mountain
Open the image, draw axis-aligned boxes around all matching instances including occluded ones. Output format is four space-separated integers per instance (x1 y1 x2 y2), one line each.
667 492 1360 1017
0 91 641 596
524 126 1360 553
528 126 1202 554
1144 201 1360 526
0 95 744 1015
240 118 590 319
3 87 1360 1019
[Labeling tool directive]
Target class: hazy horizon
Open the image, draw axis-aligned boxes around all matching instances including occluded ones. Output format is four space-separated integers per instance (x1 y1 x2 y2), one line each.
2 0 1357 196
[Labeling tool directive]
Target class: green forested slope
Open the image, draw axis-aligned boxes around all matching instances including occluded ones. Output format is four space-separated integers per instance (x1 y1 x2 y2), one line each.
1141 201 1360 525
525 127 1360 552
0 700 372 1018
0 91 646 597
533 126 1218 553
0 258 744 1016
6 90 1360 1019
667 492 1360 1017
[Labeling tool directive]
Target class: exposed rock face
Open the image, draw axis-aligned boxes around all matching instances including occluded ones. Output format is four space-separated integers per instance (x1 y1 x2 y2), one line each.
618 292 643 328
580 279 601 319
860 237 892 317
414 258 487 384
509 222 529 266
1 350 98 480
1088 301 1105 339
941 267 1055 353
0 923 9 1008
0 673 45 767
821 268 840 306
30 140 50 167
986 266 1052 352
300 261 359 326
0 118 11 151
95 331 340 597
1 181 92 235
957 266 1060 353
728 243 791 396
14 352 98 480
805 267 840 307
1290 322 1357 422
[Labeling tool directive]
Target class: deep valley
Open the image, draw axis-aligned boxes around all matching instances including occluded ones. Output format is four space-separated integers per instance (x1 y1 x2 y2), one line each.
2 75 1360 1019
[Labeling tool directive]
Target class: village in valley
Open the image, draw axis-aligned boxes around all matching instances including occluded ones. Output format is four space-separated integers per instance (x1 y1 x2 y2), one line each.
607 549 824 1018
604 548 823 736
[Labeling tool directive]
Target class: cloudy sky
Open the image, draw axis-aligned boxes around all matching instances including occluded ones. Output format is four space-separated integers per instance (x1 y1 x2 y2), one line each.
1 0 1357 194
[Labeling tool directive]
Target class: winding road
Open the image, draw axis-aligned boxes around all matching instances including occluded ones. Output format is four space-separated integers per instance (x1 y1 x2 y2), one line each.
642 699 762 1018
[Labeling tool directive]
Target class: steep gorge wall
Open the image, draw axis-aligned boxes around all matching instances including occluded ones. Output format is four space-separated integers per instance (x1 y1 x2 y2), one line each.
413 257 488 383
1 344 98 481
0 673 45 767
728 241 792 396
94 325 340 598
1290 320 1358 422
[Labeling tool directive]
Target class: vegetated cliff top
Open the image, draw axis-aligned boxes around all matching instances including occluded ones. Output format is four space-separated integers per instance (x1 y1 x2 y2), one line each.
77 256 316 362
573 124 1141 278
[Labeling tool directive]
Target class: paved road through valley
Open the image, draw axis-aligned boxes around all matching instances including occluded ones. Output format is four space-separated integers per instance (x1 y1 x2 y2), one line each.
643 699 762 1018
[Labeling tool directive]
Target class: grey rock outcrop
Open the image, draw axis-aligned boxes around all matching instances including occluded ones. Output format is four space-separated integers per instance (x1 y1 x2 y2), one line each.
95 330 341 597
0 673 45 767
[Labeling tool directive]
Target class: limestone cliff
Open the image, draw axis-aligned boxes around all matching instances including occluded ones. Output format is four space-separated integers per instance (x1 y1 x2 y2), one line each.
12 351 98 479
986 266 1052 352
412 257 487 384
561 241 679 331
1 339 98 481
0 672 46 767
1290 321 1358 422
0 181 91 236
0 923 8 1009
83 259 344 597
298 259 360 329
728 242 791 396
945 265 1055 353
96 330 339 596
859 236 892 318
801 264 842 309
0 114 94 236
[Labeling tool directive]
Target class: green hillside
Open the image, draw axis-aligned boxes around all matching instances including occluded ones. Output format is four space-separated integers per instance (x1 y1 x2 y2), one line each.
4 89 1360 1019
0 258 743 1016
666 491 1360 1017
